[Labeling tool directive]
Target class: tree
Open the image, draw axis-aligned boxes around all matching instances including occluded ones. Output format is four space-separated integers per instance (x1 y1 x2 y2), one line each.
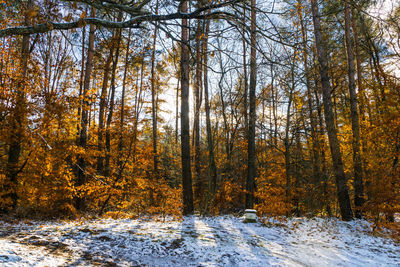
0 0 398 221
344 0 364 218
203 18 218 196
193 18 203 201
180 0 194 215
0 1 236 38
296 0 323 210
310 0 353 221
3 0 33 211
246 0 257 209
104 26 122 178
150 0 159 176
97 37 115 174
75 7 96 211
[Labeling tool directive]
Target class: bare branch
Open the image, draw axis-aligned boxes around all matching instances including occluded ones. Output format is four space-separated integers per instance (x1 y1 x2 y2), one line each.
0 0 240 38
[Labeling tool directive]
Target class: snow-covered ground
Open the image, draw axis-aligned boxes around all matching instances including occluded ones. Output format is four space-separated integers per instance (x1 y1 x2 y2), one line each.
0 215 399 266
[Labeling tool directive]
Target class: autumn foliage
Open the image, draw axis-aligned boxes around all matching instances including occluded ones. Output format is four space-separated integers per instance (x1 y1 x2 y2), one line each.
0 0 399 222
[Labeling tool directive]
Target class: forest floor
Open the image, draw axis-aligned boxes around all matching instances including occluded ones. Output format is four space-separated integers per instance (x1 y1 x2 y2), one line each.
0 215 399 266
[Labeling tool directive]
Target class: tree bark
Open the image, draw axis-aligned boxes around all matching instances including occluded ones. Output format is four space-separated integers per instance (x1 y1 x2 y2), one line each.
297 0 322 192
284 64 295 214
242 4 248 131
313 73 332 216
75 7 96 211
77 25 86 140
352 9 370 205
97 46 114 174
194 19 203 201
119 29 131 162
344 0 364 219
202 18 217 194
176 77 180 144
180 0 194 215
99 29 132 215
105 29 122 178
270 64 278 147
151 1 159 177
246 0 257 209
310 0 353 221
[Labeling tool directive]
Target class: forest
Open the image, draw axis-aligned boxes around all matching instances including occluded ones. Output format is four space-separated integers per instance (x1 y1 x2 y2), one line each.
1 0 400 265
0 0 399 224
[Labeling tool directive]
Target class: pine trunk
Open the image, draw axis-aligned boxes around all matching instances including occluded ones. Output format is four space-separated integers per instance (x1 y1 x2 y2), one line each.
97 48 113 174
151 1 159 177
310 0 353 221
246 0 257 209
75 7 96 211
202 19 217 194
344 1 364 218
180 0 194 215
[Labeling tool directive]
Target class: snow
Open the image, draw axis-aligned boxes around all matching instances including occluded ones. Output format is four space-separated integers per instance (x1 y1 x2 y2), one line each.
0 216 399 266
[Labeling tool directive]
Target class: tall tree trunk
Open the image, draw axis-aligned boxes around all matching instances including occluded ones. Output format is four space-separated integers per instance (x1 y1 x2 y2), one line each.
180 0 194 215
4 0 33 211
99 29 132 215
351 11 366 128
76 7 96 211
270 64 278 147
242 4 249 131
202 19 217 194
298 0 322 195
284 59 297 214
151 1 159 176
97 47 114 174
105 29 122 178
284 84 293 215
77 16 86 140
175 77 180 144
344 1 364 219
217 60 229 161
194 19 203 201
313 74 332 216
132 56 145 163
294 113 303 216
246 0 257 209
352 9 370 205
119 29 131 163
310 0 353 220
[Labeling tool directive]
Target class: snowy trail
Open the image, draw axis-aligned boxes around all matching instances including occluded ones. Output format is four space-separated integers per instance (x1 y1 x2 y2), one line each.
0 216 399 266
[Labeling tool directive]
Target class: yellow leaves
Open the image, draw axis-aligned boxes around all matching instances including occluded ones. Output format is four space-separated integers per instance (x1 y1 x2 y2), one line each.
0 193 14 211
44 160 52 177
26 9 38 19
64 13 73 22
105 211 124 219
121 176 183 219
78 12 87 27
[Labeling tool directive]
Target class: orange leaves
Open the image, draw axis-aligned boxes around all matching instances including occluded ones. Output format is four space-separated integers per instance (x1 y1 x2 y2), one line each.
77 12 87 27
255 167 289 217
64 13 73 22
122 177 183 219
212 181 244 215
25 9 38 19
80 11 87 19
